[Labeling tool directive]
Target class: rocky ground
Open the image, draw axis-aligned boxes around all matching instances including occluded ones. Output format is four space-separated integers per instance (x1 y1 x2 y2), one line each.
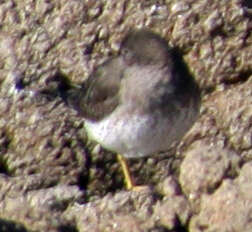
0 0 251 231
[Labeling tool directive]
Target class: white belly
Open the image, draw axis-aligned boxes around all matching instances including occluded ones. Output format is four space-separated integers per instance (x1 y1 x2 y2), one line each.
84 105 194 158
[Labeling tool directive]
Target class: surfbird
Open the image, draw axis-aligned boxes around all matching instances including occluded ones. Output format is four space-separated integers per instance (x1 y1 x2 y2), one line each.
64 29 200 190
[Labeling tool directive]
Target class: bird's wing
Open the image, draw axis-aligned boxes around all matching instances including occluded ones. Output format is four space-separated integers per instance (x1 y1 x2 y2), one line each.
66 57 124 121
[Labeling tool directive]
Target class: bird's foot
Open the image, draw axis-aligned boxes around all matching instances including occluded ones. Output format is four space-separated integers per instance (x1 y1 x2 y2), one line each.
117 153 150 191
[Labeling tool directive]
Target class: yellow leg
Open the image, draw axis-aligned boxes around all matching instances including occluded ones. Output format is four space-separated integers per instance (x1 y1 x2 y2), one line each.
117 154 134 190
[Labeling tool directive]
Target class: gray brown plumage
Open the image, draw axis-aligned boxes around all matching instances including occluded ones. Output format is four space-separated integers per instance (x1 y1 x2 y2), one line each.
55 29 201 190
65 29 200 160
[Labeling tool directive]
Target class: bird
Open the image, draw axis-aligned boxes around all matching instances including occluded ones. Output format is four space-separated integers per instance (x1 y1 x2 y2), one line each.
60 29 200 190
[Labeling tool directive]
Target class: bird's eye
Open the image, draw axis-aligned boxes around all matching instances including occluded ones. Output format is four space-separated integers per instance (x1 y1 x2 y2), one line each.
121 48 130 56
122 48 135 65
119 73 124 79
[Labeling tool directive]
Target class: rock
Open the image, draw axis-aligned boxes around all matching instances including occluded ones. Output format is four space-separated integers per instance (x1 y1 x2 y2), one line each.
0 0 251 231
